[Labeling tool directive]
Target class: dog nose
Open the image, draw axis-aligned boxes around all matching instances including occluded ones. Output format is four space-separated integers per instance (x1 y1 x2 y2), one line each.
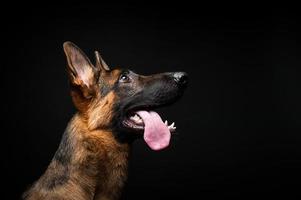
173 72 188 86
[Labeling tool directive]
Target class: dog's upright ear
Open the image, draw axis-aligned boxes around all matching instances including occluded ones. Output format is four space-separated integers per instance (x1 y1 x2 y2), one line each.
63 41 99 99
94 50 110 72
63 41 104 113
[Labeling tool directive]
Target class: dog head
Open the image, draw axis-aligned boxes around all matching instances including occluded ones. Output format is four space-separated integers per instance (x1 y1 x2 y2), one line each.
63 42 188 150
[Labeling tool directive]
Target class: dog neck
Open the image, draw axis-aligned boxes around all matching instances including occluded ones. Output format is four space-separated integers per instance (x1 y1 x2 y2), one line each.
24 114 130 200
67 113 130 199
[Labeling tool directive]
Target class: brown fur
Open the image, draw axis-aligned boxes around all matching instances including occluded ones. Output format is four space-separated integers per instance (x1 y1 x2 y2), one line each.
23 43 128 200
23 42 187 200
24 113 129 200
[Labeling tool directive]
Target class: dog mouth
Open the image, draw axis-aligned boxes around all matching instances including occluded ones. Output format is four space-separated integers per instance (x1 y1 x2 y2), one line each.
123 112 176 132
122 109 176 151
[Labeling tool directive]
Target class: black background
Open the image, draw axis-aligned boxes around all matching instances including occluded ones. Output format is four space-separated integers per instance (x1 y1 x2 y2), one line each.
2 3 301 200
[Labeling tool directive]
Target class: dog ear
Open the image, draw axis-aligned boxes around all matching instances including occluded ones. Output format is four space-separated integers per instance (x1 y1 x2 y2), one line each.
63 41 99 98
95 50 110 72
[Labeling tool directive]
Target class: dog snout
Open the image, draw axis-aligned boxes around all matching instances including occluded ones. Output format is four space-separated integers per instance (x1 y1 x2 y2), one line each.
173 72 188 87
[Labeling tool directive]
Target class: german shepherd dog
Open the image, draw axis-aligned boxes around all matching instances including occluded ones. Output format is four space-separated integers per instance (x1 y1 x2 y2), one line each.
23 42 188 200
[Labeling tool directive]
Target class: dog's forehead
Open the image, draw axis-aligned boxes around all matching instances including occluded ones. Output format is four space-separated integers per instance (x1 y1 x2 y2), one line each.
110 69 123 77
101 68 122 85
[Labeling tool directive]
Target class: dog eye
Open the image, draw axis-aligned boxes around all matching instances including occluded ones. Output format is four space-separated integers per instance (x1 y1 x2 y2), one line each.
119 74 130 83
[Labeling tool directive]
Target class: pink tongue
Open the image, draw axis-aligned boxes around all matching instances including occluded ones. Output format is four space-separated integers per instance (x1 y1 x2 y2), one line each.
136 111 171 151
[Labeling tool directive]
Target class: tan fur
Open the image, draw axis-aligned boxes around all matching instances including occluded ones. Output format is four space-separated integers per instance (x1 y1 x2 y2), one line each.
24 62 127 200
87 91 117 130
24 114 129 200
24 43 142 200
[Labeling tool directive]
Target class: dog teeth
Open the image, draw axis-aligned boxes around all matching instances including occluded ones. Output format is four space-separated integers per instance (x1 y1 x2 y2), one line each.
169 126 176 132
169 127 176 131
166 121 176 131
168 122 175 128
164 120 177 132
130 114 143 123
132 114 140 119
